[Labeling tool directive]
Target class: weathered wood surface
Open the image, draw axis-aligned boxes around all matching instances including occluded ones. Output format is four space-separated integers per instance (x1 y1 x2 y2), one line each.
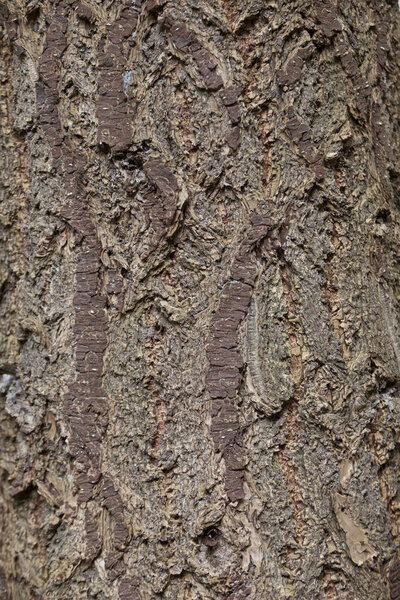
1 0 400 598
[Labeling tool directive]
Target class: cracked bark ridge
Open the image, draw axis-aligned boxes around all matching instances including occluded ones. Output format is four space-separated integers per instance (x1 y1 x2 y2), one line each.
206 215 270 502
37 3 106 495
373 0 393 73
390 557 400 600
286 105 325 180
119 577 141 600
75 1 96 24
84 508 101 560
163 18 223 91
102 477 129 551
334 35 372 117
36 4 68 169
140 158 180 257
105 551 126 582
96 1 141 153
3 6 17 44
62 200 108 502
313 0 342 39
313 0 372 120
276 45 314 88
220 85 242 150
35 0 130 589
164 18 244 151
221 85 242 125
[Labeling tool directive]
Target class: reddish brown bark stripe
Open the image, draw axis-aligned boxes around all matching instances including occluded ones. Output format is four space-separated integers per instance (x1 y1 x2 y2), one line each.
206 215 270 501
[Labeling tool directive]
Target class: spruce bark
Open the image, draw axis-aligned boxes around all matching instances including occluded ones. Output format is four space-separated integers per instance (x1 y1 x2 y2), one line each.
1 1 400 598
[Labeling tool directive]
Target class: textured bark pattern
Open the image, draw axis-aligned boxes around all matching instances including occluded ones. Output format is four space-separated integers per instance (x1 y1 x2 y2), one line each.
1 0 400 598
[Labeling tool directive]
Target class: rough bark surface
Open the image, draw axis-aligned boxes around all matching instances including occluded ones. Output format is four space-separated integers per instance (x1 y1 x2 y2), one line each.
1 0 400 598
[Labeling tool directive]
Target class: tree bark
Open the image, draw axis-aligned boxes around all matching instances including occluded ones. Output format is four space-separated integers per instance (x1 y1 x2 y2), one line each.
1 0 400 598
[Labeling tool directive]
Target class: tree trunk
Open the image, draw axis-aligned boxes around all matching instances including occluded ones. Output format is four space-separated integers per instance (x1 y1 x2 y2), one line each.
1 0 400 598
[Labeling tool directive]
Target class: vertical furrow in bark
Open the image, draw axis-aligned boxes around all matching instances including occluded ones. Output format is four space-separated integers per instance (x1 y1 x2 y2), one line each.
36 1 134 591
